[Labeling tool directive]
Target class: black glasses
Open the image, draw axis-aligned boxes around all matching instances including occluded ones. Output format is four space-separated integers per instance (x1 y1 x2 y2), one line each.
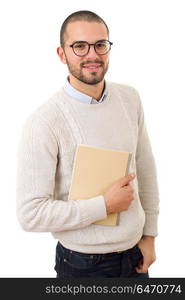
69 40 113 57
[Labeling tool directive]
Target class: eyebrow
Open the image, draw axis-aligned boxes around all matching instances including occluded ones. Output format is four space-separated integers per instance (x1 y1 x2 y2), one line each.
70 39 108 44
71 40 87 44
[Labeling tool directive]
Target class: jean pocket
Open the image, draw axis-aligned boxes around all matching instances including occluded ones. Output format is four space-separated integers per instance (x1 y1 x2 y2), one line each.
135 245 143 258
129 245 143 269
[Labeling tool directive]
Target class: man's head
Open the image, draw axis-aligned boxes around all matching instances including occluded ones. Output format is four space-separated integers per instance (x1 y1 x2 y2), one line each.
57 10 112 86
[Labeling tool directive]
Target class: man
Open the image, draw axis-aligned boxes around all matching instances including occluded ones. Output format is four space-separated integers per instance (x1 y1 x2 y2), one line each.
16 10 159 278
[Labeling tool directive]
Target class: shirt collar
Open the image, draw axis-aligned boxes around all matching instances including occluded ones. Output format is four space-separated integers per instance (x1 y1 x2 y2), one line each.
63 78 108 104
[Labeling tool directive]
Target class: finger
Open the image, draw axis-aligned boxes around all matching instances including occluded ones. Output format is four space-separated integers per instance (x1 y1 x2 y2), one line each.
136 265 148 273
119 174 136 187
135 259 143 273
136 260 149 273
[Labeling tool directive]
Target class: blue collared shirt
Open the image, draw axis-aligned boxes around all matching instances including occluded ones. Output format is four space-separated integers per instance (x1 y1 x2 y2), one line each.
63 79 108 104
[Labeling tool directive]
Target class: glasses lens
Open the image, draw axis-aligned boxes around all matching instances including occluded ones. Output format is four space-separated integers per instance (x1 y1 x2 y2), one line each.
73 42 88 56
95 41 111 55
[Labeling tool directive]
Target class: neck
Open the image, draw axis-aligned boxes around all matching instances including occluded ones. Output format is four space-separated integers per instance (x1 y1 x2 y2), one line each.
68 75 105 100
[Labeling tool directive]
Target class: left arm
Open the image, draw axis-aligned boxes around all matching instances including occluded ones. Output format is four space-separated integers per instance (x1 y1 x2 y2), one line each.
135 91 160 272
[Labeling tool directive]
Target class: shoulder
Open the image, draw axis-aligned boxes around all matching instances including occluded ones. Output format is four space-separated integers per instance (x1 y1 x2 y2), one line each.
107 81 142 109
107 81 140 99
19 89 65 147
23 89 64 133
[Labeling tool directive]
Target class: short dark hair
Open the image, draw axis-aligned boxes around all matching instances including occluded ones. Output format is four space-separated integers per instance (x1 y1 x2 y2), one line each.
60 10 109 46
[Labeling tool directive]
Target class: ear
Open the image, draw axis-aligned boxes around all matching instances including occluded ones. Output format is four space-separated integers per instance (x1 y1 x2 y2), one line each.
57 47 67 64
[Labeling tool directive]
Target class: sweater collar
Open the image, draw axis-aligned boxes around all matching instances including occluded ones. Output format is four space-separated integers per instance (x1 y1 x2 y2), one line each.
63 78 108 104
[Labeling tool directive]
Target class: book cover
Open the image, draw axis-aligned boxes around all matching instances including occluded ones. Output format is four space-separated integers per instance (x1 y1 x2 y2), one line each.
68 144 132 226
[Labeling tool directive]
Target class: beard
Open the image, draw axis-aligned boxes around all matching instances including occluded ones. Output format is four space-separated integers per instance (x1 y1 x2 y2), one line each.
65 57 109 85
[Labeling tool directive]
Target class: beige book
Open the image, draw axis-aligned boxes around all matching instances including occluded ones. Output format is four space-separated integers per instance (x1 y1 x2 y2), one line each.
68 144 132 226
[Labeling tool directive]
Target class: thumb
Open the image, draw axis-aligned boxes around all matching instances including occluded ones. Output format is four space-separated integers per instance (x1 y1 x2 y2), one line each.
120 173 136 187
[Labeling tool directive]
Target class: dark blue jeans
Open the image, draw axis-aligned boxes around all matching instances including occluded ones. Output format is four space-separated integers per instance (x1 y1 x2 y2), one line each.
54 242 149 278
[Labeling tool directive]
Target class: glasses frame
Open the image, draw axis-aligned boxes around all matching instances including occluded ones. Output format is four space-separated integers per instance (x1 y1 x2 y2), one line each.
69 39 113 57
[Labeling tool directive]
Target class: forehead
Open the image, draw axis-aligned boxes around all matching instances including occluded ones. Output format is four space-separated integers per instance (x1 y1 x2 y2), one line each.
65 21 108 43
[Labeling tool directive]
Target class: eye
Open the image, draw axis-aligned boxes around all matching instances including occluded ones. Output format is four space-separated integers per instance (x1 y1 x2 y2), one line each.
74 42 86 50
96 41 107 49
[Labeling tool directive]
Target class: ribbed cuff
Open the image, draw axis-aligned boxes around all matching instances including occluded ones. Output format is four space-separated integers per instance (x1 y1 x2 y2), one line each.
77 195 107 225
143 213 159 237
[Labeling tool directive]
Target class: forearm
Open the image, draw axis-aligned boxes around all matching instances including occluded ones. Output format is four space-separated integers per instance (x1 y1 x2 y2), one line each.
16 194 107 232
136 151 159 236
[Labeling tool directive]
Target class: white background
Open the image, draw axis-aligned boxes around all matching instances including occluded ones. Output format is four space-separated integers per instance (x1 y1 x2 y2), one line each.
0 0 185 277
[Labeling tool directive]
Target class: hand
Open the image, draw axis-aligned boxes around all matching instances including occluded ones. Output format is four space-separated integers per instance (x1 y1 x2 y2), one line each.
136 236 156 273
104 173 136 214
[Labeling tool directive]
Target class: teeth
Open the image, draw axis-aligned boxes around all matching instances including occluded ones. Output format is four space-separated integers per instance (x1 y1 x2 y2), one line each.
85 66 100 69
83 65 101 68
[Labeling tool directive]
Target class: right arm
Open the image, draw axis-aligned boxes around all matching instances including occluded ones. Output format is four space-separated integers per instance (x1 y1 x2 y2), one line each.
16 115 107 232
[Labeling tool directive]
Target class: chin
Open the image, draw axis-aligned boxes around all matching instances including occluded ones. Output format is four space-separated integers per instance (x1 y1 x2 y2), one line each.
83 79 103 85
83 75 104 85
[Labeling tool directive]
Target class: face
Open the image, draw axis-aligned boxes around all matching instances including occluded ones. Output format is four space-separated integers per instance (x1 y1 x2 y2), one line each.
57 21 110 85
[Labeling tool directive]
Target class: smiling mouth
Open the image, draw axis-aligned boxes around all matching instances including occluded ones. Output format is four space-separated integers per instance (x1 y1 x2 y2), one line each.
82 63 102 72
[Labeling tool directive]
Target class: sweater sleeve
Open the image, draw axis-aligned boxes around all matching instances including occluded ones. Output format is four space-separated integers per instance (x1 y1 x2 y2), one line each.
135 92 160 237
16 114 107 232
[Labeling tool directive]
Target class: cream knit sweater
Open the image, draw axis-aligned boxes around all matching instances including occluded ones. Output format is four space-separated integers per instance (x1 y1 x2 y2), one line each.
16 82 159 253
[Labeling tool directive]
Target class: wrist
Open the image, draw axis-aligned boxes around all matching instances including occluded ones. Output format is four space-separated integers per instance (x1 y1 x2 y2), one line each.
104 196 111 214
142 235 155 243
